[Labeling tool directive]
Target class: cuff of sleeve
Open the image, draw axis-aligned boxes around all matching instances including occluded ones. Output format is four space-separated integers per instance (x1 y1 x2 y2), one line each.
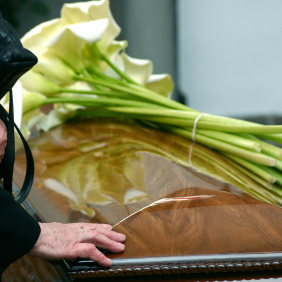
0 189 41 270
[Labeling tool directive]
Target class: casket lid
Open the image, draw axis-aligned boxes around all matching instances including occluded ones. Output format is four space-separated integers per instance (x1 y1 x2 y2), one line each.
14 118 282 280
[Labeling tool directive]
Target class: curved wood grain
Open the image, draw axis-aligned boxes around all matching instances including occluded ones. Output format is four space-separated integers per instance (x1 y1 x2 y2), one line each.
112 188 282 257
10 118 282 280
2 256 69 282
69 187 282 278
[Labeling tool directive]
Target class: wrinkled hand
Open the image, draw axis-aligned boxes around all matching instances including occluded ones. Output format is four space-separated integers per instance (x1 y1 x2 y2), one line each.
28 222 126 267
0 119 7 162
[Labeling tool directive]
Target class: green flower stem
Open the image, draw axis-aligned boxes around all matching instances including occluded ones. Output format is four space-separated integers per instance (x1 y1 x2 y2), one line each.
256 164 282 187
250 189 280 205
196 147 273 190
107 107 282 134
100 53 138 85
166 126 276 167
43 96 163 109
196 129 261 152
87 65 126 87
257 134 282 145
224 158 281 204
76 109 122 118
239 134 282 160
223 153 276 183
261 143 282 160
270 184 282 197
60 88 131 98
74 75 189 111
81 69 105 91
274 160 282 171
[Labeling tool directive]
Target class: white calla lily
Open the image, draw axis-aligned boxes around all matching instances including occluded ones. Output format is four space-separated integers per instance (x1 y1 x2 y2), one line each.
33 51 76 84
62 0 120 47
20 71 61 95
17 0 176 141
45 19 109 72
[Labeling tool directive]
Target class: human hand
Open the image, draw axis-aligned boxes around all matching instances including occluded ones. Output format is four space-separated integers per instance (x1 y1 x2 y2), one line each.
28 222 126 267
0 119 7 162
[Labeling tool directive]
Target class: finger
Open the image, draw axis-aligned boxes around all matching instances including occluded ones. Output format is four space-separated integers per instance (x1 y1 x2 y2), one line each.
92 227 126 243
102 224 113 230
83 224 126 243
75 243 113 267
81 231 125 253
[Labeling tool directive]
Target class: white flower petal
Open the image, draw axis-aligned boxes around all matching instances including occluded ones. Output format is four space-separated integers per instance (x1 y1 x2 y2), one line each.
33 51 76 84
12 81 23 127
20 71 61 95
121 53 153 85
45 19 109 46
22 91 46 115
61 1 99 24
89 0 120 47
145 74 174 98
21 19 64 56
45 20 109 72
106 40 127 59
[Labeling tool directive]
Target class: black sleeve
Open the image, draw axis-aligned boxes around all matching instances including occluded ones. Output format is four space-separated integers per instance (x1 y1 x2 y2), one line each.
0 188 41 276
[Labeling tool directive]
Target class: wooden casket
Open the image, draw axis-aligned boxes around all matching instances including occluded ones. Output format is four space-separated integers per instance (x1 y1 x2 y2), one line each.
4 118 282 281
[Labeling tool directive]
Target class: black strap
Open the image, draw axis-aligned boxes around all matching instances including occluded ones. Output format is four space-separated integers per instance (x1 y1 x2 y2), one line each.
0 90 34 204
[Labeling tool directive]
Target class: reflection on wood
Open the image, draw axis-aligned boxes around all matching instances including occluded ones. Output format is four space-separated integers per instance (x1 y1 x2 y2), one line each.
69 187 282 278
3 256 68 282
14 118 258 226
10 118 282 280
113 187 282 258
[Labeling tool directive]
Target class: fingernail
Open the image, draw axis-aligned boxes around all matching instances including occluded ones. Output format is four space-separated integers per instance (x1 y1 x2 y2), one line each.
102 224 112 230
119 234 126 241
118 243 125 251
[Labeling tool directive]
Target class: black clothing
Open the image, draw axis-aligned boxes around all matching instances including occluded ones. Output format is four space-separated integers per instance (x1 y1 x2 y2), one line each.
0 188 40 279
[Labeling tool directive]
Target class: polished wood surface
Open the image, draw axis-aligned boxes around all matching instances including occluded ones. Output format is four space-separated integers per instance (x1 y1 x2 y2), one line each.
8 118 282 281
69 187 282 278
2 256 68 282
13 119 253 226
113 187 282 257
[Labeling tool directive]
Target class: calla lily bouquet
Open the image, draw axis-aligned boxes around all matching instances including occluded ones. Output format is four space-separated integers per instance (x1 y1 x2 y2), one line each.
8 0 282 194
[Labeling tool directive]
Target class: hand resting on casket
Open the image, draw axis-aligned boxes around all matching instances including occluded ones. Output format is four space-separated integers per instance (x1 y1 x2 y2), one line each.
0 121 125 267
28 222 126 267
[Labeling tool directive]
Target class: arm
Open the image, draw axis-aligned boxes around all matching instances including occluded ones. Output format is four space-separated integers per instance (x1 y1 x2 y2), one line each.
0 119 40 276
0 188 40 275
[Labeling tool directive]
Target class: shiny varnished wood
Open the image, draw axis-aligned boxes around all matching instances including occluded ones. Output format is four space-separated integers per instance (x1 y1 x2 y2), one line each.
13 119 254 226
69 187 282 278
8 118 282 281
2 256 69 282
114 187 282 257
